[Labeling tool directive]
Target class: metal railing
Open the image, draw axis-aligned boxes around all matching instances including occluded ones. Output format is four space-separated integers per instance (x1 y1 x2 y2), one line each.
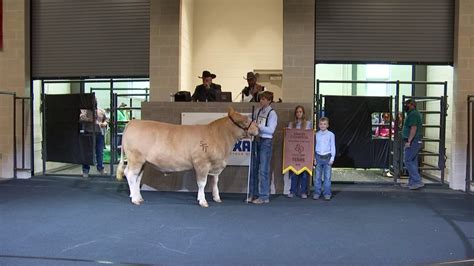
89 88 149 175
38 78 149 176
315 80 448 184
110 92 149 174
0 91 32 178
467 95 474 192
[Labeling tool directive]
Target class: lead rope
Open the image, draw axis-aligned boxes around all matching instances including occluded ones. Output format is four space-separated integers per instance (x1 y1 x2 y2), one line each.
246 105 255 203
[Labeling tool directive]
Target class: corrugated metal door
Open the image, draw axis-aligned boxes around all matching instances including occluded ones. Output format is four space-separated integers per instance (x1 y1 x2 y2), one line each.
32 0 150 78
315 0 454 64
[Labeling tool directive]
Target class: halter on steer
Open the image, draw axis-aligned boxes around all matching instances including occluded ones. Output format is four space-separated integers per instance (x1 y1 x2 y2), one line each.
228 115 253 132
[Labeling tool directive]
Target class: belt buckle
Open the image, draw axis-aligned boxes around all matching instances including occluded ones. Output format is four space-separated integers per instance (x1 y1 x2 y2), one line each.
318 154 329 160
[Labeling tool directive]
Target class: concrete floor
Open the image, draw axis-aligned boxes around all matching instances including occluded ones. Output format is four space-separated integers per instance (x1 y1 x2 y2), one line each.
0 176 472 265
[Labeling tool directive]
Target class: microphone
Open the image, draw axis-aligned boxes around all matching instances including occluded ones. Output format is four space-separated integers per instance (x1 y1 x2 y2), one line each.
234 91 243 102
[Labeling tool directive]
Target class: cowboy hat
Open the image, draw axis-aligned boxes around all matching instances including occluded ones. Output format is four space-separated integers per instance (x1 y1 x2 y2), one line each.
198 70 216 79
243 71 259 80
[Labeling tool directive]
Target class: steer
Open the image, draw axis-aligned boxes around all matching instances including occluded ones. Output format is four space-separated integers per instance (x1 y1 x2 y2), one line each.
116 107 259 207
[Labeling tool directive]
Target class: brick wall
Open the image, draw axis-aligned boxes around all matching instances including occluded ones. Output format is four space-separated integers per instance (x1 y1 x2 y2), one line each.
0 0 30 178
282 0 315 103
149 0 314 104
149 0 181 102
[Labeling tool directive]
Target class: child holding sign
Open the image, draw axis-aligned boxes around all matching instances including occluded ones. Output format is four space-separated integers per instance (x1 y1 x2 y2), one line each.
287 105 312 199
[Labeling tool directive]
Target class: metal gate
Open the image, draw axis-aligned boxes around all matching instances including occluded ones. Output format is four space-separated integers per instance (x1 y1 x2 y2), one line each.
316 80 448 184
41 93 97 174
108 91 149 175
89 87 149 176
37 79 149 177
0 92 32 178
402 95 448 184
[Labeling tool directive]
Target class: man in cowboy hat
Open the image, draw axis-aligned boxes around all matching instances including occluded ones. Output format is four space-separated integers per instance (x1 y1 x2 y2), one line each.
241 71 264 102
191 70 222 102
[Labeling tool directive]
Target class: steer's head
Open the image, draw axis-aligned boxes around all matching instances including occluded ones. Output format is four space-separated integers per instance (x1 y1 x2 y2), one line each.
228 107 259 138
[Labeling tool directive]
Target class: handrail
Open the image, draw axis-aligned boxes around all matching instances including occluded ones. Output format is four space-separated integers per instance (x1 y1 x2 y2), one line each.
0 91 32 178
317 80 447 85
467 95 474 192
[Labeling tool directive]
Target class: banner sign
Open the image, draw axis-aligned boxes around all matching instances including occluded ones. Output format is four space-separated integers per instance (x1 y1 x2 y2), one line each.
181 112 251 166
282 128 314 175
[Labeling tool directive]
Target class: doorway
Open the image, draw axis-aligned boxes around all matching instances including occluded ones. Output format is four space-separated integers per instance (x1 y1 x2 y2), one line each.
315 79 448 185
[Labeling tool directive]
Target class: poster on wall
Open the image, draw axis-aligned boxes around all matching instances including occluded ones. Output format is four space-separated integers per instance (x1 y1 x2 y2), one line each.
181 112 252 166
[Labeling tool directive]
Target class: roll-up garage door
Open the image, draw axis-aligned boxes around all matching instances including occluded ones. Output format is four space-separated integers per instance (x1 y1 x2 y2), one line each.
315 0 454 65
32 0 150 79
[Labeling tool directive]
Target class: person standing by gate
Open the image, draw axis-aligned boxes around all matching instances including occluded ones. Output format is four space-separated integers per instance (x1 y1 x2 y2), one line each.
81 107 108 178
117 102 129 148
402 99 424 190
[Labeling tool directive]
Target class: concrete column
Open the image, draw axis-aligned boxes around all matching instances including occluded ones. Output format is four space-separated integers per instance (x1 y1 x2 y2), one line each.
450 0 473 190
282 0 315 103
0 0 30 178
149 0 181 102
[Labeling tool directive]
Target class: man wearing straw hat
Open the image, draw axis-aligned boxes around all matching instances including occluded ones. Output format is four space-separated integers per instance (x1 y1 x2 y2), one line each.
241 71 264 102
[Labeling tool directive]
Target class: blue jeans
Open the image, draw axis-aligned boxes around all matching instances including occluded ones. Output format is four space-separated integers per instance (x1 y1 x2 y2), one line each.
313 154 332 197
290 172 309 195
403 137 422 186
249 138 273 200
83 133 105 174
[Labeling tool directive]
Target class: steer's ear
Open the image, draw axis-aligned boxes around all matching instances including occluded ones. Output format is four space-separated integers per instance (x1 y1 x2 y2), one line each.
227 106 235 116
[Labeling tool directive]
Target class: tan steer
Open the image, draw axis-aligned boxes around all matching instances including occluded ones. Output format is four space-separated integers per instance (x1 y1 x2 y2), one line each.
116 107 259 207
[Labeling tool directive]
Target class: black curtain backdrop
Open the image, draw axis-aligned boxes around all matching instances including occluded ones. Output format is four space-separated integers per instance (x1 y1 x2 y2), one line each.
45 93 96 165
324 96 390 168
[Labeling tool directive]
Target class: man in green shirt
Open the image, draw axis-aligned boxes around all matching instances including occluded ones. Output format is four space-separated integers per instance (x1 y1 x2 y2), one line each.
117 102 129 148
402 99 424 190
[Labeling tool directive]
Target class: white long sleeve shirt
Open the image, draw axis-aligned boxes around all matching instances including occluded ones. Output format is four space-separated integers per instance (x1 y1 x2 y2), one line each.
253 105 278 139
315 130 336 162
288 120 312 129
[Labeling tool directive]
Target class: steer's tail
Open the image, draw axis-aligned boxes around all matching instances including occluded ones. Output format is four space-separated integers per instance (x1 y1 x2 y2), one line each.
116 143 126 181
116 122 132 181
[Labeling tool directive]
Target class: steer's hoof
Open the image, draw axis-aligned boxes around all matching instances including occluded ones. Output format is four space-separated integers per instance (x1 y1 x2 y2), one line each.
199 201 209 208
131 198 143 205
213 197 222 203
